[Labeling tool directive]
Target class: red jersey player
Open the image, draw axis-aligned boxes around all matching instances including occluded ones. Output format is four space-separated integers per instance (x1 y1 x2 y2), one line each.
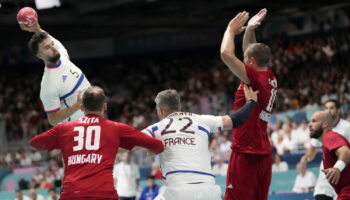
309 111 350 200
30 86 164 200
220 9 277 200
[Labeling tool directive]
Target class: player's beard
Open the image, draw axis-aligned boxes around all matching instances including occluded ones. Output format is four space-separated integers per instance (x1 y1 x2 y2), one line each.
310 126 323 139
48 53 61 63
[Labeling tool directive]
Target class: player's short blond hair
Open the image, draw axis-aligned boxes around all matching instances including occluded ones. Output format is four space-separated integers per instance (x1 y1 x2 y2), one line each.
155 89 181 112
246 43 271 66
82 86 106 112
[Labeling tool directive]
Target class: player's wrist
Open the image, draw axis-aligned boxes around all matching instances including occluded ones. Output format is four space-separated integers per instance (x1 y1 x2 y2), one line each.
334 160 346 172
247 99 258 105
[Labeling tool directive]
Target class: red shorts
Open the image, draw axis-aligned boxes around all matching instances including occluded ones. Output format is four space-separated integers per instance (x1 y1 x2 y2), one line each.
224 151 272 200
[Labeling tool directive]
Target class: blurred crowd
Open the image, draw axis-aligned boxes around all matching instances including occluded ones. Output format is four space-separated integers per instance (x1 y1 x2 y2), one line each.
0 28 349 170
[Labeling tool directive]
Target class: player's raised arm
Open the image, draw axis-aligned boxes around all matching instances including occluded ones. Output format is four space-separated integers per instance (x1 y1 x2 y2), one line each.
221 85 258 130
242 8 267 53
220 11 251 84
19 20 69 58
323 146 350 184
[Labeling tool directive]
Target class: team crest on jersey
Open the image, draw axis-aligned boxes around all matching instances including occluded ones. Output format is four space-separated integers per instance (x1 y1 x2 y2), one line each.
62 75 67 82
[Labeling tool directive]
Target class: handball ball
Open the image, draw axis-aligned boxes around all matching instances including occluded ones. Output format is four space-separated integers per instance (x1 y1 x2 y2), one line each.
17 7 38 27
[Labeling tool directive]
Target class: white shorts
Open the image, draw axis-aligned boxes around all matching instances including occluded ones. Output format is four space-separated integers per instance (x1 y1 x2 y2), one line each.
155 182 221 200
314 161 337 199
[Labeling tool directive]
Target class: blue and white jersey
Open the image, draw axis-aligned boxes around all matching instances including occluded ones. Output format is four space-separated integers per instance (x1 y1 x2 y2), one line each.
40 35 91 122
142 112 223 184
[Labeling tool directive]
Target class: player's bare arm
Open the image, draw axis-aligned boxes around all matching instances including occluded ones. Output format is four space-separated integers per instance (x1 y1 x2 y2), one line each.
322 146 350 184
242 8 267 52
300 146 317 164
221 85 258 130
19 21 43 33
47 91 83 126
220 11 251 84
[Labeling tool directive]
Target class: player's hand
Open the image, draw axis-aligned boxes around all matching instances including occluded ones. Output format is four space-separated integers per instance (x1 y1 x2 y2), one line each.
322 168 341 184
243 85 258 103
227 11 249 35
72 90 83 110
19 22 42 33
246 8 267 31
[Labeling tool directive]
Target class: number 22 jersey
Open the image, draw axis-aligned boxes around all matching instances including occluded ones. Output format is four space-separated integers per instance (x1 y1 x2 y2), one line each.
143 112 223 184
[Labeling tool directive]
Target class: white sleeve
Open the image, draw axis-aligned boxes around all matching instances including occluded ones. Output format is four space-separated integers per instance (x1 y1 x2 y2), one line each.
40 88 61 114
113 164 119 178
134 164 140 179
198 115 223 133
49 34 69 59
141 123 158 137
310 138 322 148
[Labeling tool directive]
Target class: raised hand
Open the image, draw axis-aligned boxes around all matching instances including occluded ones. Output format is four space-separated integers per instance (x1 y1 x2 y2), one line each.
19 22 42 33
247 8 267 30
228 11 249 35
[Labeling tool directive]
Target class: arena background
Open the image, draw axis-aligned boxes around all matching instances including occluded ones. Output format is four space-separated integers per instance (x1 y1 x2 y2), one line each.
1 0 350 199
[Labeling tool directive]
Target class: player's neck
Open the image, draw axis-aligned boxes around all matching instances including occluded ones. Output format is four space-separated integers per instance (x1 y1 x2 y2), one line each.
84 111 103 116
46 59 60 67
319 128 331 142
255 66 268 71
332 116 341 127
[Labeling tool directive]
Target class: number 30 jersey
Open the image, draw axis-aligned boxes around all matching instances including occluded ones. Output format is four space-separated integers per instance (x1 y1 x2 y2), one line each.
30 114 164 199
142 112 223 184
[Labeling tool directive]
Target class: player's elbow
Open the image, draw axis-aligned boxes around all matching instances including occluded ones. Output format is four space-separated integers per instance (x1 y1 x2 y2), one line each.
47 114 59 126
152 141 165 154
29 138 41 150
220 50 232 63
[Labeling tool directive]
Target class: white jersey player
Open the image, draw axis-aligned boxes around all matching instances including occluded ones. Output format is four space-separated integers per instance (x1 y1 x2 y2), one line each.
20 22 91 125
301 99 350 200
142 87 258 200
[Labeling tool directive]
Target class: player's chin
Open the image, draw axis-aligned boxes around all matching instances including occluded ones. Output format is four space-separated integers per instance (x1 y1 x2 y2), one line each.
49 53 61 63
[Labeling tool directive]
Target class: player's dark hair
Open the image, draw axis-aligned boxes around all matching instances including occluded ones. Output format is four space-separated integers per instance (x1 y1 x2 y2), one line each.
324 99 340 109
155 89 181 113
82 86 106 112
147 175 155 180
246 43 271 66
28 31 49 55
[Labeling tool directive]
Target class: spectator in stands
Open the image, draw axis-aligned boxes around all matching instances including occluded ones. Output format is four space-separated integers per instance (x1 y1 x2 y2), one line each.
272 154 289 172
47 188 59 200
219 133 231 155
149 163 162 180
14 189 30 200
292 162 316 193
18 178 30 190
212 154 228 176
113 152 140 200
138 175 160 200
28 188 45 200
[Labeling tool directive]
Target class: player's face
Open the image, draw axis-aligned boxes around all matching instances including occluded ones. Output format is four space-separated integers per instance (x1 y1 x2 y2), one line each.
324 102 339 120
308 114 323 139
38 38 61 63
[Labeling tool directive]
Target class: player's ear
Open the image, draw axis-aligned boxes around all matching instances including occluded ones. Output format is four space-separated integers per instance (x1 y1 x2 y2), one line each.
103 103 107 111
80 104 84 112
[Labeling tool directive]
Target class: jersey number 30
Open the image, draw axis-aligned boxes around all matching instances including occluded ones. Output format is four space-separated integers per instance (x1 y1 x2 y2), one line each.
73 126 101 151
